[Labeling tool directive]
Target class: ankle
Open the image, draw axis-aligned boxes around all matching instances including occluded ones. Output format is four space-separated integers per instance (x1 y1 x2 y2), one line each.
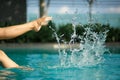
31 19 42 32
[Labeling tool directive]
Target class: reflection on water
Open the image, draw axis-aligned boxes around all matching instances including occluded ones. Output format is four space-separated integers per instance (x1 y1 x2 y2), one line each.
0 66 34 80
0 70 17 80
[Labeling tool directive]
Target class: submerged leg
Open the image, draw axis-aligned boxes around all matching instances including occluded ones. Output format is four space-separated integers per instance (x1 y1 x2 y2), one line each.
0 50 19 68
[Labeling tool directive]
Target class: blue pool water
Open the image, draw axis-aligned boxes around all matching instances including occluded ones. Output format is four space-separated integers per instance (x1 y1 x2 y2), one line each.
0 46 120 80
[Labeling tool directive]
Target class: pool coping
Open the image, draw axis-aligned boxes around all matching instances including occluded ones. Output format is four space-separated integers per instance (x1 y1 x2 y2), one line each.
0 42 120 49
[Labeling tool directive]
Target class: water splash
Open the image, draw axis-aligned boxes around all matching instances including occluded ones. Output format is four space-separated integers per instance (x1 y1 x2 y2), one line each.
49 20 108 68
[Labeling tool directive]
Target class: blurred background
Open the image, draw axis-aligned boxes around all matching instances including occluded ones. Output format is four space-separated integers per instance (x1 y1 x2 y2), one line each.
0 0 120 43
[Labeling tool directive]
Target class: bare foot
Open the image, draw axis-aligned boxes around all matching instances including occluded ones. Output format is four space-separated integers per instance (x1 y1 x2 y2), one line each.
33 16 52 32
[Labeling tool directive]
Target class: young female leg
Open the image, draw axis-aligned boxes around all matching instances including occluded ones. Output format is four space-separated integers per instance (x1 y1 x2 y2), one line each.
0 16 52 68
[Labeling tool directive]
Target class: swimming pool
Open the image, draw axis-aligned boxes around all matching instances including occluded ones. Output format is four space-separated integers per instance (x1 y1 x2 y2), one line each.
0 45 120 80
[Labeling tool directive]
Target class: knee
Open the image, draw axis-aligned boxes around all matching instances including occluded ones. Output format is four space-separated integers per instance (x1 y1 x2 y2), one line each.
0 50 6 57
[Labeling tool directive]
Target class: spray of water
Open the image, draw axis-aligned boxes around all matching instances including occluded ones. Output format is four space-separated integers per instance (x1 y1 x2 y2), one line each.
49 17 108 68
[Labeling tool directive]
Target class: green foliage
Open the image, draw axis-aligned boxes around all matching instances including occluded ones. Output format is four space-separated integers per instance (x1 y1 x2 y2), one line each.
57 23 73 41
0 21 120 43
107 27 120 42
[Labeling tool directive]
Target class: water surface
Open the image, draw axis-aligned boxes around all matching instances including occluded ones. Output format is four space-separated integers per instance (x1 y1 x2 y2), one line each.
0 46 120 80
